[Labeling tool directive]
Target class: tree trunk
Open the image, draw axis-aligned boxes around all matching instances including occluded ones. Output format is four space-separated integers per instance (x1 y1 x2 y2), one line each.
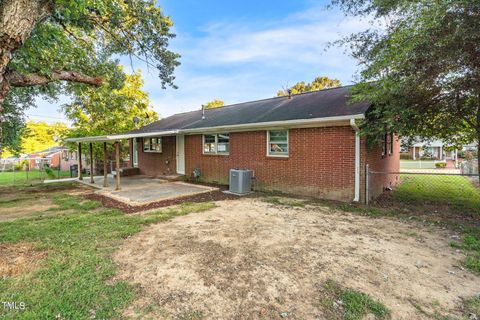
0 0 52 154
477 104 480 183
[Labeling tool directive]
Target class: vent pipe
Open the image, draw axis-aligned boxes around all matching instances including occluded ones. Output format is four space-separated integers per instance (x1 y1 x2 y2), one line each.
201 105 206 120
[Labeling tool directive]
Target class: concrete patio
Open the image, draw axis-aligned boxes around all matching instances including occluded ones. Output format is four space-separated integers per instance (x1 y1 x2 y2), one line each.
78 175 218 205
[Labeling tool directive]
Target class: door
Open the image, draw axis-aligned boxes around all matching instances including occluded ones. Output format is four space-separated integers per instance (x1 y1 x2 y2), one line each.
176 135 185 174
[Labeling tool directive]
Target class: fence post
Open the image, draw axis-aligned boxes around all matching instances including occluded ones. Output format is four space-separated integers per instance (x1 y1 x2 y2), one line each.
365 164 369 205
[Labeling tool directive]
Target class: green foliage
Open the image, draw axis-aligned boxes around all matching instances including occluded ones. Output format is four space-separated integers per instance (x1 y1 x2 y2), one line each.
333 0 480 149
3 0 179 151
321 280 390 320
435 162 447 168
64 72 158 157
451 228 480 273
203 99 225 109
0 187 215 319
13 160 28 171
464 295 480 317
277 76 341 96
2 121 69 157
43 165 57 179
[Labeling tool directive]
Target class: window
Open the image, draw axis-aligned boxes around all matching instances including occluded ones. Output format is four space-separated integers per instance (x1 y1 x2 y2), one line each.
203 134 216 154
389 132 394 155
268 130 289 156
203 133 230 154
381 133 387 158
143 137 162 153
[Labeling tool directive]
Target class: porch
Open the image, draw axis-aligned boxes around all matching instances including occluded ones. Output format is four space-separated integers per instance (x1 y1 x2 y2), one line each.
66 131 186 192
78 175 218 206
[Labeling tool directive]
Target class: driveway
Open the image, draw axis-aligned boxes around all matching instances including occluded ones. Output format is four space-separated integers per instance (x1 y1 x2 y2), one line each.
113 198 479 319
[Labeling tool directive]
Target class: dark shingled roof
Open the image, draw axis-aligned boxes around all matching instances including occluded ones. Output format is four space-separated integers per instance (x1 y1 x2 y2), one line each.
128 85 369 134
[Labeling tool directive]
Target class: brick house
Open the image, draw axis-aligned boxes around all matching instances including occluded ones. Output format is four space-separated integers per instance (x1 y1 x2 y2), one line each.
25 146 84 171
68 86 399 202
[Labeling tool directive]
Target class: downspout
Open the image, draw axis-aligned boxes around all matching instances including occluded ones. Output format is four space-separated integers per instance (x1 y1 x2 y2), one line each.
350 119 360 202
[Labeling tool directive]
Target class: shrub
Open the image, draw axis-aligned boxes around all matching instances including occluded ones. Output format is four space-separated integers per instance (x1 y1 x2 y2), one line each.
435 162 447 168
400 154 413 160
44 165 57 179
13 160 29 171
420 155 435 160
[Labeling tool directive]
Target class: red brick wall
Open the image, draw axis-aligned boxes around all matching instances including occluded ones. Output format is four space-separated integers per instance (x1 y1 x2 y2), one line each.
361 135 400 202
184 127 357 201
136 136 177 177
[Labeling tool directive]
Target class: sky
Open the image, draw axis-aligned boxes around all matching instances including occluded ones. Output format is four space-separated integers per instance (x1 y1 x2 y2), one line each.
29 0 371 124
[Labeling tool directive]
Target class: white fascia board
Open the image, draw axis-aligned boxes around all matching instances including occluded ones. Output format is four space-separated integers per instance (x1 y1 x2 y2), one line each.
180 114 365 134
65 130 179 143
65 115 365 142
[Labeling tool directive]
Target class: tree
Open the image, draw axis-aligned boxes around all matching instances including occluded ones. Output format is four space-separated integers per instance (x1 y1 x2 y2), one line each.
63 72 158 157
0 0 180 154
202 99 225 109
277 76 341 96
332 0 480 172
2 121 68 157
20 121 69 154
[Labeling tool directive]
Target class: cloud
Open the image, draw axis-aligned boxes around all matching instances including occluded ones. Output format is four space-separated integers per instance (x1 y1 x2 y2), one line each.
180 9 370 67
29 4 372 124
128 6 372 118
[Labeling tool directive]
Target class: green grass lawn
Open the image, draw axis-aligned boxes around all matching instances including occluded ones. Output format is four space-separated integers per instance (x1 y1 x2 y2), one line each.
394 174 480 274
394 174 480 214
0 170 71 186
0 184 215 319
400 160 437 169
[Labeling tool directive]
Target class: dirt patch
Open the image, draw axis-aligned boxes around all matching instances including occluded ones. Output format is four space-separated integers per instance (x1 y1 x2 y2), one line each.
0 242 46 278
86 190 239 213
0 183 93 222
114 199 480 319
0 195 55 221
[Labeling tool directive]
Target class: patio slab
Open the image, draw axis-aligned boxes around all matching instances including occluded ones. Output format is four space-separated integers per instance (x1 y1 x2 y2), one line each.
78 175 218 206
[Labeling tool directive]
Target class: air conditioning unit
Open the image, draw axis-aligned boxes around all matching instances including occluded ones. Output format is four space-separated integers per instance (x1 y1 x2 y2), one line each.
229 169 253 194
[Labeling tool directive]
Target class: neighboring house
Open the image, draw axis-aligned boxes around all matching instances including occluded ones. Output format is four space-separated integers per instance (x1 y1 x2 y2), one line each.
67 86 400 203
26 146 84 171
400 139 478 160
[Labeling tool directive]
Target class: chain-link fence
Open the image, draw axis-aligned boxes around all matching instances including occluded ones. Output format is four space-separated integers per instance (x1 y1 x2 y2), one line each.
460 160 479 175
0 157 79 187
367 170 480 214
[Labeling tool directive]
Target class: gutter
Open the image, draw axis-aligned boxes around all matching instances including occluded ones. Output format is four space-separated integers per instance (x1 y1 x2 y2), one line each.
180 114 365 134
350 119 361 202
65 130 179 143
66 114 366 146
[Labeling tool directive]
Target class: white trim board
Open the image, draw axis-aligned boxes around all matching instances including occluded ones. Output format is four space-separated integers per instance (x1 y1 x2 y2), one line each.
66 114 365 143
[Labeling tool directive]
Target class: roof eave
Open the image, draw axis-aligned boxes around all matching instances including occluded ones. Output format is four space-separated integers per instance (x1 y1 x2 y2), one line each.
65 114 365 142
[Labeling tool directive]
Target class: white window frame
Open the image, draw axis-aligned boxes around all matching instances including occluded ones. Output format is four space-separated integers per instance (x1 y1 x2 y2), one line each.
267 130 289 157
143 137 162 153
202 133 230 155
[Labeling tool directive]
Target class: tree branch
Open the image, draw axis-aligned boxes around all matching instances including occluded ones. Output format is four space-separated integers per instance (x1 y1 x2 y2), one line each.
6 70 103 87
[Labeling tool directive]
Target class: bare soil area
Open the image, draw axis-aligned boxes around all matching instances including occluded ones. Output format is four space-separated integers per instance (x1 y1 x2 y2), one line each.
0 184 92 221
114 198 479 319
0 242 46 277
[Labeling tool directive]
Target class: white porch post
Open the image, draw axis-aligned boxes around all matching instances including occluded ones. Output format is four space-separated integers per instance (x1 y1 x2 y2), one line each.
115 141 121 191
413 146 416 160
